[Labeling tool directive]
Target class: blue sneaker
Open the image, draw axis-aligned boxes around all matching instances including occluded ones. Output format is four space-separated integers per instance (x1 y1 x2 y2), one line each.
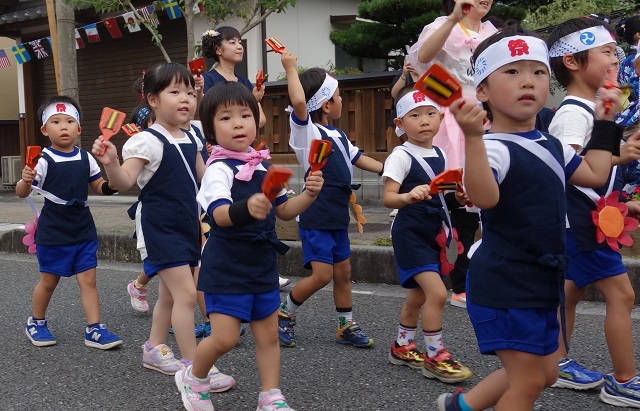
84 323 123 350
170 324 204 338
335 321 374 348
201 322 211 338
437 388 464 411
600 374 640 408
240 323 246 337
278 311 296 347
552 358 604 390
25 316 56 347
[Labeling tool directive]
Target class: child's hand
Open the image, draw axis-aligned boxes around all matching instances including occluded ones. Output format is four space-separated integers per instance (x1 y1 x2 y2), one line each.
450 98 486 139
194 75 204 93
21 166 36 184
206 141 213 155
281 51 297 71
455 190 470 205
405 184 431 203
626 200 640 218
619 132 640 163
253 86 265 103
450 0 475 22
247 193 272 220
303 171 324 197
92 136 118 165
595 86 622 121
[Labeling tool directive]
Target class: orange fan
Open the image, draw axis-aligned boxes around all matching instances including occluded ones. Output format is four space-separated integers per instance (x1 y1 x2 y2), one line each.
26 146 41 170
308 139 333 173
256 69 268 91
603 69 619 115
98 107 126 156
265 37 286 54
262 166 292 202
415 63 463 107
189 57 205 76
349 192 367 233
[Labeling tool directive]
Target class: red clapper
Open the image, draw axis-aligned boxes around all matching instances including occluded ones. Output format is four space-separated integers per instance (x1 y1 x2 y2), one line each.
265 37 286 54
256 69 268 91
26 146 41 170
98 107 126 156
308 139 333 173
603 69 619 115
189 57 205 77
415 62 463 107
429 169 473 206
121 123 141 137
262 166 292 202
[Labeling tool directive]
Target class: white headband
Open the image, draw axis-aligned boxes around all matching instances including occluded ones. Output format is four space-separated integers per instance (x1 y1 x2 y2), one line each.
395 90 440 136
41 102 81 126
306 74 339 112
474 36 551 88
548 26 615 58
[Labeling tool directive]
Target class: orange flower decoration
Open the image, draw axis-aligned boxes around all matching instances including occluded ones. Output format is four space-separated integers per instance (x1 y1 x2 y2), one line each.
591 191 638 252
435 226 463 275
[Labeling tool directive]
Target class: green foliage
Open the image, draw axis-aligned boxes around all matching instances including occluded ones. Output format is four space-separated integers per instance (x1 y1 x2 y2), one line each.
372 237 393 247
200 0 296 35
523 0 622 30
276 61 362 80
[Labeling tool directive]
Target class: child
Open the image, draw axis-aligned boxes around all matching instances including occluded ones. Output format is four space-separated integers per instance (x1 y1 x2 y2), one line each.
547 18 640 406
93 62 208 377
277 51 383 348
174 81 323 411
17 95 122 350
383 85 472 383
437 25 622 410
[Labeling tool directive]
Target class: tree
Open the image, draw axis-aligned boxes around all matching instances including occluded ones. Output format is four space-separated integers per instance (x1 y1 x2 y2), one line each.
523 0 626 30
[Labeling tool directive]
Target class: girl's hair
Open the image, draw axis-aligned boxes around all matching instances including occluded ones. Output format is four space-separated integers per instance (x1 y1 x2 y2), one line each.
37 95 82 123
201 26 242 63
442 0 456 15
617 15 640 45
198 81 260 145
130 101 154 129
298 67 334 123
547 17 613 88
141 62 195 102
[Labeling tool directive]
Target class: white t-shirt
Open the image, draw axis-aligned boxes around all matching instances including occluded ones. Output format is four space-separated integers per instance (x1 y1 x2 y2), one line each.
548 96 595 154
33 146 102 189
383 142 446 184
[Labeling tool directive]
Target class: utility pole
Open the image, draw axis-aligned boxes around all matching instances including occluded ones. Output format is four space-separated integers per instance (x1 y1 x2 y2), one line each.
55 0 80 144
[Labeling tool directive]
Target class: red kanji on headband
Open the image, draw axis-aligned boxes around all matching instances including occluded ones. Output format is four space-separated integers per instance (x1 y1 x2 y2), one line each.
412 91 426 103
508 39 529 57
56 104 66 112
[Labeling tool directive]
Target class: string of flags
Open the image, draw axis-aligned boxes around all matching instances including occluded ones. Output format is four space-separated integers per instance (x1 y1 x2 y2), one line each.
0 0 203 70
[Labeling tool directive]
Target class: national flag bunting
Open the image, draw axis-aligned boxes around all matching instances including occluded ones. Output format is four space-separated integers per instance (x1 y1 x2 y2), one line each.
139 5 159 26
162 0 182 20
0 49 11 69
75 29 85 49
84 23 101 43
122 12 141 32
192 1 204 14
102 17 123 38
11 44 31 64
28 39 48 59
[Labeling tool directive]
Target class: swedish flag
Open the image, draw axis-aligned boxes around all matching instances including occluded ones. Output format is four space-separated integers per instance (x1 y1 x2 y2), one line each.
162 0 182 20
11 44 31 64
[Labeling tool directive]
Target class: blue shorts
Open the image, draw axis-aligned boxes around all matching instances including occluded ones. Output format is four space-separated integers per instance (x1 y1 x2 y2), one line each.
467 299 559 356
37 239 98 277
396 263 441 289
565 230 626 288
299 228 350 269
143 259 198 278
204 289 280 322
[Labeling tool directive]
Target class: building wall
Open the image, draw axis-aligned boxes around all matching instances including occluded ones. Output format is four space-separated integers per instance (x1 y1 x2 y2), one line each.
0 37 19 120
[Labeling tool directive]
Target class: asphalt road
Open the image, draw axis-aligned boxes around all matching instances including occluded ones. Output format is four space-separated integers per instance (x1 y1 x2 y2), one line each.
1 252 639 410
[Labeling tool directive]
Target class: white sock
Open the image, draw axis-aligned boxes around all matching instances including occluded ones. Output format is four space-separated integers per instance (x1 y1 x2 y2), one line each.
281 293 300 316
424 329 443 358
396 324 416 346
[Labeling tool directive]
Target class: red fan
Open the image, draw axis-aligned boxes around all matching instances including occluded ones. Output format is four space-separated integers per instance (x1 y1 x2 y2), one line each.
308 139 333 173
265 37 286 54
98 107 126 156
262 166 292 202
26 146 41 170
429 168 473 206
603 69 619 115
256 69 268 91
414 62 463 107
189 57 205 76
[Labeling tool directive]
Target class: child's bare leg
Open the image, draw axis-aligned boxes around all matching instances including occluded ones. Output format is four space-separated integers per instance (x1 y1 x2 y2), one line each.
191 313 240 378
332 259 351 308
149 276 173 346
414 272 446 331
290 261 334 303
32 272 60 318
76 268 100 324
399 287 425 327
252 311 280 391
595 274 637 380
462 367 509 410
192 266 207 318
556 279 585 358
136 270 150 287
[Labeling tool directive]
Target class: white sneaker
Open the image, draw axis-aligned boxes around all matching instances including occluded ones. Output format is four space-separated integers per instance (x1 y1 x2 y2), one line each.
279 276 291 289
127 280 149 313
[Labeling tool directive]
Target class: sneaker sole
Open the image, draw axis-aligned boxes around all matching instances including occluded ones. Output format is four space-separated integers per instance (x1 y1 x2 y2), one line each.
600 386 640 408
422 367 473 383
388 351 424 370
25 328 56 347
279 340 296 348
436 393 451 411
210 379 235 393
552 377 604 390
335 338 374 348
143 362 181 375
85 339 123 350
450 299 466 308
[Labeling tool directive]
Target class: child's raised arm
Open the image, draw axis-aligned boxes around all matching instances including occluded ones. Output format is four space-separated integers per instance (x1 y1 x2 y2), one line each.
281 51 307 122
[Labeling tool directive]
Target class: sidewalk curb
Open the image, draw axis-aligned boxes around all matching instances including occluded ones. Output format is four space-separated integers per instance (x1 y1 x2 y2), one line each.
2 229 638 305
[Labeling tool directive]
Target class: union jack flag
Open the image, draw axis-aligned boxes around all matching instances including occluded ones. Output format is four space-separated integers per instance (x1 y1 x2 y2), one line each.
139 5 159 26
28 39 48 59
0 49 10 69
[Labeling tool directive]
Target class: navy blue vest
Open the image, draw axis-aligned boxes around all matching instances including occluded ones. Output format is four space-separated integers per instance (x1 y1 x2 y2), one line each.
198 159 288 294
190 125 209 163
35 149 96 246
470 134 567 308
139 128 200 265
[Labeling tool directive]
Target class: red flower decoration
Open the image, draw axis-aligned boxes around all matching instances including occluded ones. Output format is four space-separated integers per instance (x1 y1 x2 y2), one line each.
435 226 464 275
22 219 37 254
591 191 638 252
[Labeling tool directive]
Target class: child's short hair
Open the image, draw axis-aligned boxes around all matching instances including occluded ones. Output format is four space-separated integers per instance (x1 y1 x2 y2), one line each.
198 81 260 146
37 95 82 125
617 15 640 45
547 18 614 88
201 26 242 63
142 62 195 102
130 101 154 129
298 67 335 123
396 83 419 101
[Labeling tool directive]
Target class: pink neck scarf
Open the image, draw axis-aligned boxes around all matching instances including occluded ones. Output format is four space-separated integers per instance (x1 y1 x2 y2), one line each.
206 145 271 181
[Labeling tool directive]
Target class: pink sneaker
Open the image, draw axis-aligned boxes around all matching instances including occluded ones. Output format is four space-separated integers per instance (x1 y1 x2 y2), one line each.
256 389 295 411
127 280 149 313
209 365 235 392
142 341 183 375
175 367 214 411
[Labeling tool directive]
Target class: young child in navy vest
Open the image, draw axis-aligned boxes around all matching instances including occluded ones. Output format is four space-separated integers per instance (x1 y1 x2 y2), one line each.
17 95 122 350
547 18 640 406
438 26 622 411
383 85 472 383
277 50 384 349
174 81 323 411
93 63 209 378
